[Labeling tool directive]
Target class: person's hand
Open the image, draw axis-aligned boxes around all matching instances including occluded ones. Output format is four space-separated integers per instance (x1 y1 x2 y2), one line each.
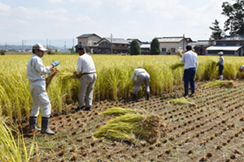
51 61 60 67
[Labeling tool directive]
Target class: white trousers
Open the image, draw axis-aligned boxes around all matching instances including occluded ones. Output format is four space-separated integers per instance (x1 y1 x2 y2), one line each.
30 81 51 118
78 73 97 107
134 73 150 95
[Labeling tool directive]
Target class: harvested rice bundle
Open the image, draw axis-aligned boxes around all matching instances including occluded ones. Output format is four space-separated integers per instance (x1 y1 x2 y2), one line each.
170 97 192 105
58 72 81 80
107 113 144 124
170 62 184 70
176 50 183 57
46 67 59 88
94 107 167 144
204 80 235 88
99 107 135 116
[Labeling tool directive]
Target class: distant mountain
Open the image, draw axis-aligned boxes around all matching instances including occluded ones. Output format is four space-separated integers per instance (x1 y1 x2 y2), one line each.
0 39 76 51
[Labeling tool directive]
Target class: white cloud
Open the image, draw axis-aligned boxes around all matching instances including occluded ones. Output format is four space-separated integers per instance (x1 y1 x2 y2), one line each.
0 2 11 15
48 0 64 3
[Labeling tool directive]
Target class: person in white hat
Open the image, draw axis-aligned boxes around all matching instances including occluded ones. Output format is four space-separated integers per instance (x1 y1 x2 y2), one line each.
131 67 150 101
217 51 224 80
27 43 60 135
239 65 244 72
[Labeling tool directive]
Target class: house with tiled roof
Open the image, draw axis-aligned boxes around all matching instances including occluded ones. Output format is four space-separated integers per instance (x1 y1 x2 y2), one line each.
95 37 130 54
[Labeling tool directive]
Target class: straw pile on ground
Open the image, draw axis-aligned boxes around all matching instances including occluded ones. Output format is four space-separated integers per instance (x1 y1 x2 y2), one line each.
204 80 235 88
94 107 167 144
170 97 194 105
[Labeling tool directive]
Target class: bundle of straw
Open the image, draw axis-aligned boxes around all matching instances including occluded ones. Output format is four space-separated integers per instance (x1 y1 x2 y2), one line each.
57 72 81 80
170 97 193 105
46 68 59 89
204 80 235 88
94 107 167 144
176 50 183 58
99 107 135 116
170 62 184 70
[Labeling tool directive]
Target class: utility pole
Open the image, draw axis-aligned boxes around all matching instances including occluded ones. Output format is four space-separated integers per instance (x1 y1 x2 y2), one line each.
110 33 113 54
183 34 185 50
64 41 66 51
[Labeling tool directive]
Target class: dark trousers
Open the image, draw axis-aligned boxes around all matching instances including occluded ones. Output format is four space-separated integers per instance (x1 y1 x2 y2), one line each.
183 68 196 96
219 65 224 75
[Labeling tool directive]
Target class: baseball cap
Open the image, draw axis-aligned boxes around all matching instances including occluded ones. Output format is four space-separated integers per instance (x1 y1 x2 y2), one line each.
32 43 47 52
77 44 85 50
218 51 223 55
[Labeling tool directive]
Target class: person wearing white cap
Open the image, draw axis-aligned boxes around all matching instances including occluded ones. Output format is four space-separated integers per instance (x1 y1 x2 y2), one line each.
217 51 224 80
27 43 60 135
131 67 150 101
239 65 244 72
74 45 97 111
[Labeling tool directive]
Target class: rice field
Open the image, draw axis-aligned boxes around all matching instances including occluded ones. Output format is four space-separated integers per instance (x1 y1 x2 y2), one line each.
0 54 244 161
0 54 244 122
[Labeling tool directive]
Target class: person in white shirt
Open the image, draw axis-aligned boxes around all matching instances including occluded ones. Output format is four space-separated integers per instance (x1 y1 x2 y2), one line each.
27 43 59 135
181 45 198 97
217 51 224 80
131 67 150 101
74 45 97 111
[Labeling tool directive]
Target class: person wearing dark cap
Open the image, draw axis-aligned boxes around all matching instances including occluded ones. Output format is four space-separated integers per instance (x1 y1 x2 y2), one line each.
27 43 59 135
181 45 198 97
217 51 224 80
131 67 150 101
74 45 97 111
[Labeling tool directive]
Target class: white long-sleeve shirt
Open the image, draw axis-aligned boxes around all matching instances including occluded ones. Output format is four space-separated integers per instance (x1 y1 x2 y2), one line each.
181 50 198 69
131 68 149 81
76 53 96 74
27 54 51 84
218 56 224 65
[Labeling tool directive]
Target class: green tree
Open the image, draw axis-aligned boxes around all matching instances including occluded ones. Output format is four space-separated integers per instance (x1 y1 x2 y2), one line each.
209 19 224 41
222 0 244 35
0 50 6 55
150 38 160 55
130 39 141 55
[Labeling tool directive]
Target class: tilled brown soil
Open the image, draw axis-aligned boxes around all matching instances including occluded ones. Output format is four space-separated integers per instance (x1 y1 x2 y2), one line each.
22 81 244 162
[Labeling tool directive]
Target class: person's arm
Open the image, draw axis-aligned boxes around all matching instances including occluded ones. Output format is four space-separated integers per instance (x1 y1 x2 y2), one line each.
34 58 52 75
75 57 83 75
180 54 185 63
131 71 136 82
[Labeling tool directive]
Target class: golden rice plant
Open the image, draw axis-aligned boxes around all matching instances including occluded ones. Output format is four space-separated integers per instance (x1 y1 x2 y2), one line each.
1 55 244 122
0 117 36 162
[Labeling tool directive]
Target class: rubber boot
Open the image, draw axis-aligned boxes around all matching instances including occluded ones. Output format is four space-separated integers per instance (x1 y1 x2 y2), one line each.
84 106 91 111
75 106 84 112
41 117 55 135
29 116 41 133
220 75 223 80
133 94 137 102
146 92 150 100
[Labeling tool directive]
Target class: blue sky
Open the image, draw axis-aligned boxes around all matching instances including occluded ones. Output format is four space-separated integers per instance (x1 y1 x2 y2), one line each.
0 0 228 47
